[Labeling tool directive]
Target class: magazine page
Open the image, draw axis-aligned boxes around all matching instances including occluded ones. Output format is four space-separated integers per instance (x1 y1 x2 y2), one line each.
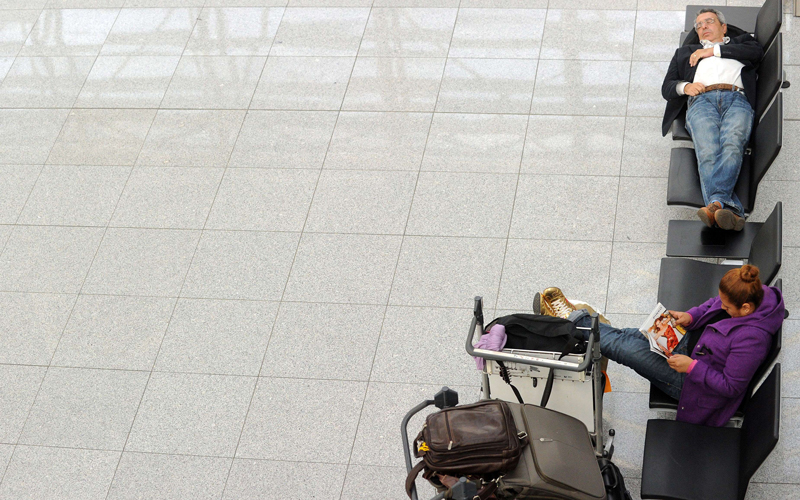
639 303 686 359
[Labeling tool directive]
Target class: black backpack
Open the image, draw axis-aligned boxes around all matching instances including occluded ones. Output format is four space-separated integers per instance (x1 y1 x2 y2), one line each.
484 314 587 407
486 314 587 358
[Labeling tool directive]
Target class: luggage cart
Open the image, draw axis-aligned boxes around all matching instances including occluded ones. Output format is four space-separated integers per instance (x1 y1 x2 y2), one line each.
466 296 606 441
402 296 621 500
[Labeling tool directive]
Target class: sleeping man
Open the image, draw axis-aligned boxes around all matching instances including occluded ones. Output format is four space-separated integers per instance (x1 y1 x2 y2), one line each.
661 8 763 231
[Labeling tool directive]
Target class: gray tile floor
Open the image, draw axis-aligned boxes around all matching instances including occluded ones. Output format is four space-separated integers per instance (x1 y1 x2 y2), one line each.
0 1 798 499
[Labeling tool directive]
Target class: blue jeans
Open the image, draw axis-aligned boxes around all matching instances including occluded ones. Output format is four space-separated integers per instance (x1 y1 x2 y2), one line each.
685 90 754 217
573 314 688 400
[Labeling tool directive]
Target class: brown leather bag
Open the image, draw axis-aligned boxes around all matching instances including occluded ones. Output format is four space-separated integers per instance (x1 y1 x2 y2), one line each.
405 400 528 499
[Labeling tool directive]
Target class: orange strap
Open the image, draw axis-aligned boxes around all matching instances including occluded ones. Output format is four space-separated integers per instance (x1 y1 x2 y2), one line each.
603 370 612 393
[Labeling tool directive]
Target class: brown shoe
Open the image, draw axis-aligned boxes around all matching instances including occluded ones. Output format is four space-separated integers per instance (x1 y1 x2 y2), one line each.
697 201 722 228
715 209 745 231
540 287 576 319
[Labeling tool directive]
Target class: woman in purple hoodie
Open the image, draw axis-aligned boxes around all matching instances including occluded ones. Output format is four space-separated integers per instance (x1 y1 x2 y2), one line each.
544 265 784 427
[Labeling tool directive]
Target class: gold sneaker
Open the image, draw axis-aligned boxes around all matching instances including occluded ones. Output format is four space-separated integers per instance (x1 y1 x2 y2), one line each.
539 287 576 319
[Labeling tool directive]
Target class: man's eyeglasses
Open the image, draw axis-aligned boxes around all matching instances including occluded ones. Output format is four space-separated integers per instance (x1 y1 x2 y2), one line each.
694 17 718 30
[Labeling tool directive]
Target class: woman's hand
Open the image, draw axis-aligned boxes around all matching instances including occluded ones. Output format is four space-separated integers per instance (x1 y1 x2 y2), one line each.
669 310 693 327
667 354 694 373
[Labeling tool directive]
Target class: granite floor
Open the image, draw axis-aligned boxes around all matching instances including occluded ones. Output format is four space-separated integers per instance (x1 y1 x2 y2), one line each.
0 0 799 499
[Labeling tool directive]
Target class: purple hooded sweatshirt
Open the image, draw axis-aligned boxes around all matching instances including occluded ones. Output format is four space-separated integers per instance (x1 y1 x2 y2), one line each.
676 285 784 427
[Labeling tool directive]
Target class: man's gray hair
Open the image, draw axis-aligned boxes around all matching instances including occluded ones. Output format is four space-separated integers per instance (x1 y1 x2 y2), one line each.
696 8 727 26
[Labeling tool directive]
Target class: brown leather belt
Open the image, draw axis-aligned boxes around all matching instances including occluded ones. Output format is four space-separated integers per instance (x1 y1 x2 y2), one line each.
703 83 743 92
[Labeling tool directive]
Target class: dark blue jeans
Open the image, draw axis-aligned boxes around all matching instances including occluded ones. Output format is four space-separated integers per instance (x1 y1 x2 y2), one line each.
685 90 754 217
573 314 688 400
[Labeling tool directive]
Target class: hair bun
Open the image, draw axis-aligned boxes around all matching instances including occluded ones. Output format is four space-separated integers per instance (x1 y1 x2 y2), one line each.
740 264 760 283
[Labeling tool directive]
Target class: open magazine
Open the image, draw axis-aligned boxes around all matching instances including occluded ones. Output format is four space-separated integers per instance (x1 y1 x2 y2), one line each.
639 303 686 359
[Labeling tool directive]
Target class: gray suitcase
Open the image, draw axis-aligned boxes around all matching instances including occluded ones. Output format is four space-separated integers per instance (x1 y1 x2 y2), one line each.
498 402 607 500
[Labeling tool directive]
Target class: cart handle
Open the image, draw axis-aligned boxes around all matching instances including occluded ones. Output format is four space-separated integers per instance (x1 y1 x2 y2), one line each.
401 396 479 500
465 296 596 372
401 399 433 500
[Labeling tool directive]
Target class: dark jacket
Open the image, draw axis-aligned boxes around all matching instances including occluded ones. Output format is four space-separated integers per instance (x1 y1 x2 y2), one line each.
676 285 784 427
661 31 763 136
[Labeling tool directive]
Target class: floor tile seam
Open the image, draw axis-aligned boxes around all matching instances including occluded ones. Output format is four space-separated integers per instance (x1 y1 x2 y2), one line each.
271 8 392 497
0 287 45 484
0 289 378 301
362 113 436 309
104 367 159 499
0 230 10 256
3 363 155 373
87 115 149 233
185 12 275 266
0 311 76 487
6 7 41 60
5 365 402 381
602 236 629 319
17 366 332 380
336 4 458 494
32 7 126 12
386 234 619 242
3 143 111 459
0 442 14 487
12 167 139 231
0 366 476 382
150 4 205 111
0 105 661 114
8 161 48 228
220 5 362 495
272 0 367 289
46 192 162 498
8 442 126 455
0 108 660 118
627 8 638 63
99 42 209 491
0 163 44 254
7 445 363 468
157 297 270 497
240 4 285 110
13 54 660 60
7 442 282 463
0 233 640 261
17 11 122 59
60 7 121 112
242 0 361 242
229 54 655 63
602 39 640 311
493 11 542 264
0 293 275 307
13 291 723 309
113 54 271 59
493 104 533 313
0 167 667 177
5 6 648 10
398 0 456 233
39 124 144 238
117 180 225 493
